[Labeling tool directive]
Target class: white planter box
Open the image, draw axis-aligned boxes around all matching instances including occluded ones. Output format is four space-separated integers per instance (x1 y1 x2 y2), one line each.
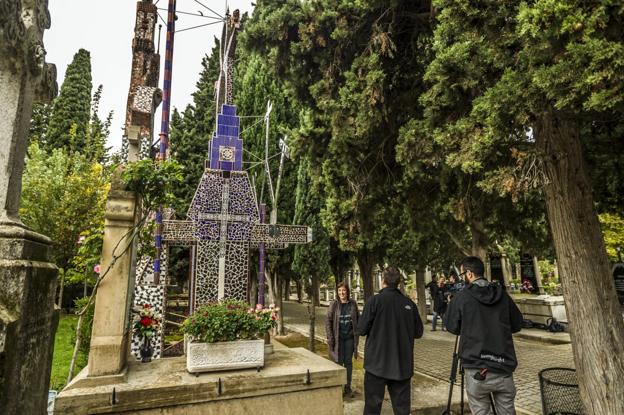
186 339 265 373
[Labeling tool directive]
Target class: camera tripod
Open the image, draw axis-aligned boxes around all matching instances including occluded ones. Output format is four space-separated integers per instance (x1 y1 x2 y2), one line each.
443 335 497 415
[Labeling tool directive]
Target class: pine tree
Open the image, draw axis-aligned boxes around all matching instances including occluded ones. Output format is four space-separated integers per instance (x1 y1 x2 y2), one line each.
292 156 331 352
46 48 93 154
87 85 113 164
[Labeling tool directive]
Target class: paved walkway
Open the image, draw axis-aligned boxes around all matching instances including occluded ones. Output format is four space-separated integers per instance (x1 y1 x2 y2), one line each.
282 301 576 414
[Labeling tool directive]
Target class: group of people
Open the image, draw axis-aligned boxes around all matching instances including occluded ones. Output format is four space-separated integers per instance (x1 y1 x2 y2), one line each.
325 257 523 415
426 271 465 331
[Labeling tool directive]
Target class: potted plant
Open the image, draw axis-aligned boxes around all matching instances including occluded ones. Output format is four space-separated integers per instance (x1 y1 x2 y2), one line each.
133 303 161 363
181 300 278 373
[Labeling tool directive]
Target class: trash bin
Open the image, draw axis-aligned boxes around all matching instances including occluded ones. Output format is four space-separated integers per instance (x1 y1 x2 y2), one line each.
539 368 584 415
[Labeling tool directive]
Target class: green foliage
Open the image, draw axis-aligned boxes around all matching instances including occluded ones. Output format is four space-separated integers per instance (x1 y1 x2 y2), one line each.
72 297 95 354
121 159 184 212
169 41 221 217
180 300 278 343
599 213 624 262
292 157 331 280
46 49 93 154
21 143 109 270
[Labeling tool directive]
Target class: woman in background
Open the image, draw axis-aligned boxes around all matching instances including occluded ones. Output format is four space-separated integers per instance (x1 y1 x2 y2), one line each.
326 282 360 397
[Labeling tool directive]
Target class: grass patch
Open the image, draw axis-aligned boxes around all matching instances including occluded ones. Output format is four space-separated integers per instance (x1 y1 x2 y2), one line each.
50 314 88 391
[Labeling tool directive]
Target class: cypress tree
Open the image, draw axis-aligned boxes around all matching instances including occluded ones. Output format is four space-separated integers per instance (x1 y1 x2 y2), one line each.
46 48 93 154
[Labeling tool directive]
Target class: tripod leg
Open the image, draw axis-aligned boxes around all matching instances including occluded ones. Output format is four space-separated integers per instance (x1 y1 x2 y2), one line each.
443 335 460 415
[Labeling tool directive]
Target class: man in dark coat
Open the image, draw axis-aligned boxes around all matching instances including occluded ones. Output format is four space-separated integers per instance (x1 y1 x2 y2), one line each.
444 256 523 415
357 267 424 415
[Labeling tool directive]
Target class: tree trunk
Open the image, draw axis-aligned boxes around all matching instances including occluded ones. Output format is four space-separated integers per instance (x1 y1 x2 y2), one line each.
357 251 375 301
536 112 624 414
308 275 317 352
249 276 258 306
57 269 65 310
470 219 488 261
295 279 303 303
277 276 285 335
415 266 427 322
283 276 291 301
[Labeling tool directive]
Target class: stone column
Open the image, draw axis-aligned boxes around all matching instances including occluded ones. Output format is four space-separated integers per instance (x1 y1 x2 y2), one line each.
0 2 59 413
485 256 492 281
533 256 545 295
86 172 137 378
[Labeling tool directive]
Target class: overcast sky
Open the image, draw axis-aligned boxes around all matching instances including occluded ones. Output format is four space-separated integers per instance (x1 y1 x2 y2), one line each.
44 0 255 151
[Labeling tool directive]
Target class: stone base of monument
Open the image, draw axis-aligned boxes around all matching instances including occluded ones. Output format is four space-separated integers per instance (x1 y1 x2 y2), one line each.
54 347 345 415
514 295 567 326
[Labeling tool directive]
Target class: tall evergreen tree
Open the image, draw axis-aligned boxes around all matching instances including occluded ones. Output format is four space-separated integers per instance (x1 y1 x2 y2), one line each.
46 48 93 154
292 156 331 351
419 1 624 411
169 40 221 216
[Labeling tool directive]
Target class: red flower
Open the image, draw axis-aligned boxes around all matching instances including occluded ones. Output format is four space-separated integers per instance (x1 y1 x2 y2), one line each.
140 316 152 327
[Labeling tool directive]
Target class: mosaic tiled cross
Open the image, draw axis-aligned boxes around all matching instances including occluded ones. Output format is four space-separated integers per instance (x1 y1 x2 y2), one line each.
163 104 312 310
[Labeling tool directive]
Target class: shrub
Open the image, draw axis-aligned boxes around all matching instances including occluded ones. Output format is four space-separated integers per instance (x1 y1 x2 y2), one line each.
180 300 278 343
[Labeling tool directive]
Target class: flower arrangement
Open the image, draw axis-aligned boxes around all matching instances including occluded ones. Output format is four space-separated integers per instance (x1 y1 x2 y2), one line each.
181 300 279 343
133 303 161 338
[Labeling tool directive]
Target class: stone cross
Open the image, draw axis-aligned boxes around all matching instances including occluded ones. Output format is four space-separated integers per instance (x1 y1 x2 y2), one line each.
0 1 59 413
163 103 311 309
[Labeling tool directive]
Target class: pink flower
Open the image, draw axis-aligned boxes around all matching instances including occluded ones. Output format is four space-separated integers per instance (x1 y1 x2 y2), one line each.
93 264 101 274
77 235 86 244
256 303 263 311
269 303 276 309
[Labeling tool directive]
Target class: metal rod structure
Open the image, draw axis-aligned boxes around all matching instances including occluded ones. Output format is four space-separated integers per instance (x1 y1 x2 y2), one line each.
258 203 267 306
154 0 176 285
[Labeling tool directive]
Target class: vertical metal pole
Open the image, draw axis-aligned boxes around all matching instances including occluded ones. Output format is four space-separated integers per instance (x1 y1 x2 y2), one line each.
258 203 266 306
154 0 176 285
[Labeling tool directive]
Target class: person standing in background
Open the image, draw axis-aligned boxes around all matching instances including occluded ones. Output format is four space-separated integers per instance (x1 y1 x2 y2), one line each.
326 282 360 397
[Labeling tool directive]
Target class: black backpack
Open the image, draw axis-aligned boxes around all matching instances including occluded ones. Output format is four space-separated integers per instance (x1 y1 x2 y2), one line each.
546 317 565 333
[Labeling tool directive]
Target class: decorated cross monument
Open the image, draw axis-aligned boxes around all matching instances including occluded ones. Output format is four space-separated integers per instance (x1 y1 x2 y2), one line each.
162 11 311 309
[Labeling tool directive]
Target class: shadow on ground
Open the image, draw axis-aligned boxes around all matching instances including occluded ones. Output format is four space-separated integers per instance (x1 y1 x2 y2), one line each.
275 332 464 414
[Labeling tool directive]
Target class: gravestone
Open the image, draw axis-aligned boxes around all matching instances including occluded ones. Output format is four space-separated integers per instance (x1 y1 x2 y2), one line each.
0 1 60 413
489 253 504 284
520 253 539 293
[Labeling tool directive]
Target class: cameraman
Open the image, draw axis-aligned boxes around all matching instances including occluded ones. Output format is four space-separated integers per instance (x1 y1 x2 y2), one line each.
444 256 523 415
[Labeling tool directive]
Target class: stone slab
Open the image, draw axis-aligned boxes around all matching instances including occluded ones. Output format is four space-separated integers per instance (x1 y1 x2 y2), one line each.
54 347 345 415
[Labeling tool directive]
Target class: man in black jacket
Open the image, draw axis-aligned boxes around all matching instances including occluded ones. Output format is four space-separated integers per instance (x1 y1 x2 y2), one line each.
444 256 523 415
357 267 424 415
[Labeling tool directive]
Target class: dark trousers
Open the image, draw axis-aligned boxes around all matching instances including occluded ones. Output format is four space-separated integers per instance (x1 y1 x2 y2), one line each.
363 371 411 415
338 335 354 389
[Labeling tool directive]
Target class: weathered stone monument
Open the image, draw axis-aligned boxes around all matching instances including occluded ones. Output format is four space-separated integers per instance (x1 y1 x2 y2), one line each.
54 5 344 414
0 1 59 413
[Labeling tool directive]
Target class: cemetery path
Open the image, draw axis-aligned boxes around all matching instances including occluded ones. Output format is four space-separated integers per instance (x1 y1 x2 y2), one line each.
281 300 575 415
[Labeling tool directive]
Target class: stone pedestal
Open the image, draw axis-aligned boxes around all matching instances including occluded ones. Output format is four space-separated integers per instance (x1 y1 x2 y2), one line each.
55 348 345 414
514 295 567 326
0 224 59 414
87 180 137 379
